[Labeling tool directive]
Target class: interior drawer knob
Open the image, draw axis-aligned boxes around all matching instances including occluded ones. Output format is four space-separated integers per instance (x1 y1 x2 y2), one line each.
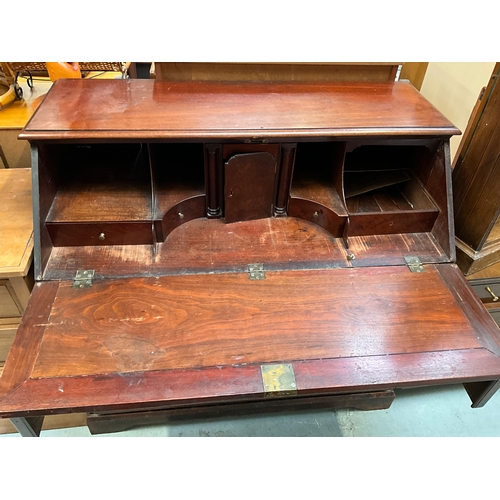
99 233 106 241
486 287 499 302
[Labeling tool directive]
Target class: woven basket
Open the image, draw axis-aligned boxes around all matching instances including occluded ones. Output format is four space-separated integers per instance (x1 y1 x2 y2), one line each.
9 62 124 75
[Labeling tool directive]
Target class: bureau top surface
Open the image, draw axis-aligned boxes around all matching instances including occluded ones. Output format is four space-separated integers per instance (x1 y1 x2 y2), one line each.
20 79 460 141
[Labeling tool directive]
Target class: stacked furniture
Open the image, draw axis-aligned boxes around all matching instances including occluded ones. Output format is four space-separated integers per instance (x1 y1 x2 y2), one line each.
0 169 33 374
453 63 500 328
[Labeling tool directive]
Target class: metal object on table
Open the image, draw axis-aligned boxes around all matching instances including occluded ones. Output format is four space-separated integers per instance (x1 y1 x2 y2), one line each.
486 286 499 302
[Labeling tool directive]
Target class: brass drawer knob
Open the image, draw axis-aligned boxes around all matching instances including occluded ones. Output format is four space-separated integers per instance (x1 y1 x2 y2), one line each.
486 287 499 302
99 233 106 241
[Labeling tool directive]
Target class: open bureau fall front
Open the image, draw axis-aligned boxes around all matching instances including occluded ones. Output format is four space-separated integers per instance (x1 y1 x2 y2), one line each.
1 79 500 436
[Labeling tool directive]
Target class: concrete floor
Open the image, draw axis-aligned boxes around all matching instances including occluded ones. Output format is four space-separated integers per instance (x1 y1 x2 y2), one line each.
2 383 500 437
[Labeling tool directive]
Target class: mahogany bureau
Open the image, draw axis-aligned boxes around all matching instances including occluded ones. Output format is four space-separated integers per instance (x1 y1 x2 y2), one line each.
1 78 500 436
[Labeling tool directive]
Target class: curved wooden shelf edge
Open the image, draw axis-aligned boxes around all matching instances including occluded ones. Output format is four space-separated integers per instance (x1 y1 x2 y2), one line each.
287 197 348 239
158 195 206 242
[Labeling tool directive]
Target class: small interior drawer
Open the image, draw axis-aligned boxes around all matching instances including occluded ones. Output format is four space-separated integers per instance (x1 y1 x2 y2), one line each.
46 222 154 247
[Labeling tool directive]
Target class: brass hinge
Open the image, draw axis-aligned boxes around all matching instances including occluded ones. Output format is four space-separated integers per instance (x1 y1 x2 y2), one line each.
248 263 265 280
404 256 425 273
73 270 95 288
261 363 297 398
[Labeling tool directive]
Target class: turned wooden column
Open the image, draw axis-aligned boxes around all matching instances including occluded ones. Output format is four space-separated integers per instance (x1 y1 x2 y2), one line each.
204 144 222 217
274 143 296 216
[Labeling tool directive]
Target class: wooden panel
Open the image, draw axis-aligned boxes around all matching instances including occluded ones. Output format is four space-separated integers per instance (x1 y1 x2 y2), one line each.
0 168 33 276
399 63 429 91
26 266 487 379
348 210 438 237
48 186 152 223
453 64 500 251
20 80 460 141
40 218 450 281
154 62 400 83
346 177 437 213
344 170 411 199
456 241 500 277
224 152 276 223
421 141 454 260
1 264 500 417
2 350 500 418
34 145 57 280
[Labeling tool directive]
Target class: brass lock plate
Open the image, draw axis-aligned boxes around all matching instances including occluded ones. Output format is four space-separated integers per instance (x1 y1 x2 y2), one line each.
260 363 297 397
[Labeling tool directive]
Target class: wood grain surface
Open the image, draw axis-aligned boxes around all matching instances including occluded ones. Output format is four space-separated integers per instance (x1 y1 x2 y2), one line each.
20 80 460 141
27 265 484 379
8 77 498 422
453 65 500 251
0 168 33 276
40 217 451 281
224 152 276 223
153 62 400 84
2 350 500 417
1 263 500 417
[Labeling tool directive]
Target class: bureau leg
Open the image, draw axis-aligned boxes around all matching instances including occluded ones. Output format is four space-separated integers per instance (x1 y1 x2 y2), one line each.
10 416 44 437
463 380 500 408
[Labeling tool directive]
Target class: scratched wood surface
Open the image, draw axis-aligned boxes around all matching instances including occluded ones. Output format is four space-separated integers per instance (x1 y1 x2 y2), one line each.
2 264 500 417
30 266 484 378
40 217 451 281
